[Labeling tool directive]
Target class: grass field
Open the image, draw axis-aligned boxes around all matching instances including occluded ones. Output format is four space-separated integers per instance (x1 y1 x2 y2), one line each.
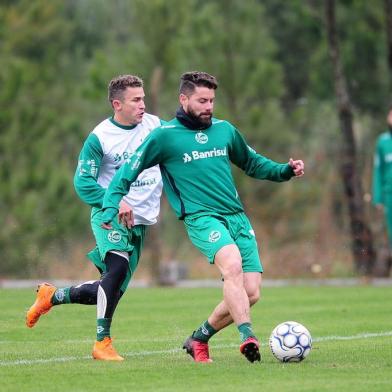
1 285 391 392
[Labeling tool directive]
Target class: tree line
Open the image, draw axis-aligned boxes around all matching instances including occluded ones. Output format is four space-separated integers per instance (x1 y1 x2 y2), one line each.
0 0 390 278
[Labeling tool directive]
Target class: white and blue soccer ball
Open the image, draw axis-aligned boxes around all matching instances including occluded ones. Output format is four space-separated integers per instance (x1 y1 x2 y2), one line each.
269 321 312 362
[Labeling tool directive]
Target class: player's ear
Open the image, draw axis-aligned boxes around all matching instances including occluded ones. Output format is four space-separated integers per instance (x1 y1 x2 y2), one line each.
179 93 188 107
112 99 122 111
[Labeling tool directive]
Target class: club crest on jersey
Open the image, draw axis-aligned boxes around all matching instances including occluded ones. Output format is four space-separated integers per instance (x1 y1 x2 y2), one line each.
195 132 208 144
108 231 121 243
208 230 221 243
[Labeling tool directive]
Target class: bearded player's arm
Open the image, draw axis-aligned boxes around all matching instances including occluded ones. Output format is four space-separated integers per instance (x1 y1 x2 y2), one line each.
228 126 304 181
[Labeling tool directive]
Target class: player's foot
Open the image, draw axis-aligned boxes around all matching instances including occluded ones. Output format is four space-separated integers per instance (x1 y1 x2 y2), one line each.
92 337 124 361
183 335 213 363
26 283 57 328
240 337 261 363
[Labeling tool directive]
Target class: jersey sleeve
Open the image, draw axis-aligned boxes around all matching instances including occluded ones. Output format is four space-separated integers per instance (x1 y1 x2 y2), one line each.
372 137 384 205
101 131 163 223
73 133 105 208
229 127 294 182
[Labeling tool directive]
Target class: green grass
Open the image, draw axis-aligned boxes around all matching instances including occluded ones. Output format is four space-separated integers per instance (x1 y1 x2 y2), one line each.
1 286 391 391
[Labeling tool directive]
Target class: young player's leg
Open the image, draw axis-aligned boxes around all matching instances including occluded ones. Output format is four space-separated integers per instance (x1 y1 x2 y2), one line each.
25 253 129 332
25 251 120 328
92 250 129 361
95 251 129 341
92 222 146 361
25 248 103 328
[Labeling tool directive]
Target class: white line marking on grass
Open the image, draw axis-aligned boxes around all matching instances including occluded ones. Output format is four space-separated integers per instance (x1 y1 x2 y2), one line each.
313 331 392 342
1 331 391 367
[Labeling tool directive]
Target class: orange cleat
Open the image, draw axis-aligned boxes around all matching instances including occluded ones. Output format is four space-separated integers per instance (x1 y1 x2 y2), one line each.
26 283 56 328
92 337 124 361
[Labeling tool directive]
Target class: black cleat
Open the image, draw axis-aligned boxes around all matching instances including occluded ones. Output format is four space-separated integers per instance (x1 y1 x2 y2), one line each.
240 337 261 363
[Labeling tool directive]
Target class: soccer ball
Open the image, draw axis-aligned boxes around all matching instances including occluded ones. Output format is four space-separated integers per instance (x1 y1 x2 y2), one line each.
269 321 312 362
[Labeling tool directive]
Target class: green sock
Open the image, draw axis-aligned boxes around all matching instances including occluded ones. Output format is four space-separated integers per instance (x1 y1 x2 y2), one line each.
237 322 255 342
97 318 112 341
51 288 71 305
192 320 217 342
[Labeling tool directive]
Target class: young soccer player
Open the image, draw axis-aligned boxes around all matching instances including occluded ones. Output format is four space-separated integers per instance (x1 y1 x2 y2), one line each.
26 75 163 361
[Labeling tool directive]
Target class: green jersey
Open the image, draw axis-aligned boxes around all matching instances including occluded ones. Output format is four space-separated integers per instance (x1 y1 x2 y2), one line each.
373 131 392 204
102 117 294 222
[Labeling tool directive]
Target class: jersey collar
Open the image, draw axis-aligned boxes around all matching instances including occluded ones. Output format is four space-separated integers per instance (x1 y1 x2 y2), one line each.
109 116 138 130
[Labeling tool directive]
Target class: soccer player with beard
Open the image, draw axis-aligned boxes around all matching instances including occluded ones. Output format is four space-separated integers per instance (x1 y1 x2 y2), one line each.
26 75 163 361
100 71 305 363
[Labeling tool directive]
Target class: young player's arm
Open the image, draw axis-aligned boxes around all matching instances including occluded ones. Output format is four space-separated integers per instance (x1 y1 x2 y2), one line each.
229 127 298 182
73 133 105 208
101 132 162 225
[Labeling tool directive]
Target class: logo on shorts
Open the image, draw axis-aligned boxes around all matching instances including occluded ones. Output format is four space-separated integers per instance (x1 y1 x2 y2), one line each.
195 132 208 144
108 231 121 243
54 289 65 302
208 230 221 243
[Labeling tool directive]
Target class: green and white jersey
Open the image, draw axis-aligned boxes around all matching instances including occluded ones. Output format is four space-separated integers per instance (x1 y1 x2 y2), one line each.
74 114 163 225
373 130 392 204
102 117 294 222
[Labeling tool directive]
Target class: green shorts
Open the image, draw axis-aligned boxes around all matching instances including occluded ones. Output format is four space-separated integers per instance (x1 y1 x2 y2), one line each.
88 207 146 292
184 212 263 273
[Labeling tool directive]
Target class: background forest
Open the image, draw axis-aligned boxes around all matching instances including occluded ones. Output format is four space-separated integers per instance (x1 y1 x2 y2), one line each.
1 0 390 282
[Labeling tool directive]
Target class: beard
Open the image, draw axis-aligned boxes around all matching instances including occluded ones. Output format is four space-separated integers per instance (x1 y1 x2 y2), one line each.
187 107 212 127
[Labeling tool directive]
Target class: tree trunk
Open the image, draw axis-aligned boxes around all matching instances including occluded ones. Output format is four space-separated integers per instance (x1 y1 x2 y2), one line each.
325 0 375 275
147 66 164 285
385 0 392 79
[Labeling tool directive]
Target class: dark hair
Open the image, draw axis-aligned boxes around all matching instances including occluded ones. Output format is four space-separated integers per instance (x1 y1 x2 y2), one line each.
179 71 218 96
108 75 143 104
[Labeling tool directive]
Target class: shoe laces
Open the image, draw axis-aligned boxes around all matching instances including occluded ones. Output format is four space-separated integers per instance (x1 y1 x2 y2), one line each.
193 340 210 361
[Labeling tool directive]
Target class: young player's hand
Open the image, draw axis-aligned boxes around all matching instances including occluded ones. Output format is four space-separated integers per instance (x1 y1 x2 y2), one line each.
118 200 134 228
289 158 304 177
